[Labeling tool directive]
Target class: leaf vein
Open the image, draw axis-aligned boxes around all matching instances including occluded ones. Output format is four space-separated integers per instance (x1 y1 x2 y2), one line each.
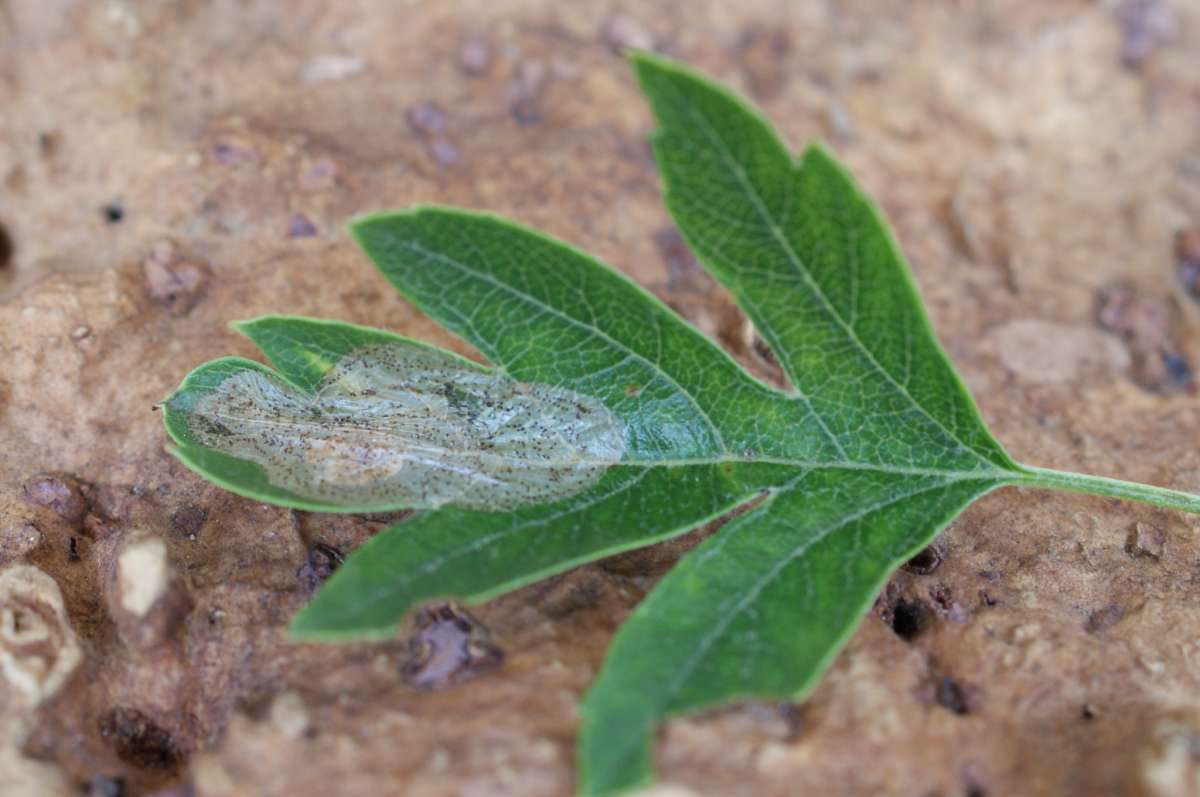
398 240 731 456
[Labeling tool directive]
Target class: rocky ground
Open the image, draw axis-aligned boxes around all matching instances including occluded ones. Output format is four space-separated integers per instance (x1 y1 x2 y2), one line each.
1 1 1199 795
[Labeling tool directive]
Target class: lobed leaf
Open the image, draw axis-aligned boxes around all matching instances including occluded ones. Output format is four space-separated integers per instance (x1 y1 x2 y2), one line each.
161 51 1200 797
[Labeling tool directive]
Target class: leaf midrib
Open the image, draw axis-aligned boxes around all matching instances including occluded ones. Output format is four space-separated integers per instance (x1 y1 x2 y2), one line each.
195 399 1013 479
631 457 1010 480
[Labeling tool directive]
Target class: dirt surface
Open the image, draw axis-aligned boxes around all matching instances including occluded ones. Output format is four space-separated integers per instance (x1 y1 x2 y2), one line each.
2 1 1200 795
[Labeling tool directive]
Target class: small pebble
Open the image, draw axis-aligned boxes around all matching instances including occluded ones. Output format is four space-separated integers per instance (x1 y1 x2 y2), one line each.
299 54 365 84
143 241 210 316
212 138 259 165
1125 521 1165 560
1116 0 1176 68
102 202 124 224
0 221 12 268
600 14 654 53
402 603 503 689
88 775 126 797
297 157 337 191
169 505 207 541
0 522 43 564
1085 604 1125 634
1177 228 1200 263
21 474 87 524
296 543 343 592
1176 228 1200 299
510 60 547 126
459 35 492 76
287 213 318 238
406 101 446 135
902 543 944 575
426 137 460 167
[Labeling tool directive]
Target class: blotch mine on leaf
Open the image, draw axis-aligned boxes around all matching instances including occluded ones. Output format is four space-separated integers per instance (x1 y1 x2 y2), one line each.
181 342 626 510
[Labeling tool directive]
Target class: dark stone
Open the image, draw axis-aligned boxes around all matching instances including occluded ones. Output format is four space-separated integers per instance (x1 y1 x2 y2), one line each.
21 474 88 524
402 603 503 689
296 543 344 592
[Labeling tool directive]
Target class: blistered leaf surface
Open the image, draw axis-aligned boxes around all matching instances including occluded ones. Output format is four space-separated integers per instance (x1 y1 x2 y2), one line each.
184 342 625 510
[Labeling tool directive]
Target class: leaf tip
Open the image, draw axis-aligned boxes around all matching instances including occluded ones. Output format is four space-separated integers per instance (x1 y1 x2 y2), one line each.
229 313 313 350
348 204 465 262
227 316 262 339
346 208 397 236
626 47 666 72
627 49 690 98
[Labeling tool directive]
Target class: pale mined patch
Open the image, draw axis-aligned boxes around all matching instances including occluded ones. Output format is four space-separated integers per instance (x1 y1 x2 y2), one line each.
118 538 169 617
186 343 626 510
0 565 81 707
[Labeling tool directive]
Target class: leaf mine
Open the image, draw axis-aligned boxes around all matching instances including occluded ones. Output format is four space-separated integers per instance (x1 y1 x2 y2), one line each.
183 342 626 510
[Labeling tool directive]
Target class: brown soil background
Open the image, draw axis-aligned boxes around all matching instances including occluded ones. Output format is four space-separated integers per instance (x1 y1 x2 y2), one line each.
2 1 1200 795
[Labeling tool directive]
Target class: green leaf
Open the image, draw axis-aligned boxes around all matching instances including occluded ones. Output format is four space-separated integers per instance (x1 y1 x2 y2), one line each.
161 52 1200 797
580 470 999 791
633 53 1013 474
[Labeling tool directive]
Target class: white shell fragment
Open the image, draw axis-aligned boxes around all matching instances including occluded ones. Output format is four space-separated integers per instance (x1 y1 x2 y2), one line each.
186 343 626 510
117 537 169 617
0 565 82 708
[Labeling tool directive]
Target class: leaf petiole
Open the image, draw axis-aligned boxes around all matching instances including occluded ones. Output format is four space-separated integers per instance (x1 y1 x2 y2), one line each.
1015 464 1200 515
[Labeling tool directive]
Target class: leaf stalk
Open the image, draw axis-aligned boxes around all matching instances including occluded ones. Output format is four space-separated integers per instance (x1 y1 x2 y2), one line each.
1016 465 1200 515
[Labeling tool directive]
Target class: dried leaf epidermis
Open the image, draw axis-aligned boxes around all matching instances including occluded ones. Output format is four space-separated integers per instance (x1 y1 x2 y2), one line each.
182 343 626 510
